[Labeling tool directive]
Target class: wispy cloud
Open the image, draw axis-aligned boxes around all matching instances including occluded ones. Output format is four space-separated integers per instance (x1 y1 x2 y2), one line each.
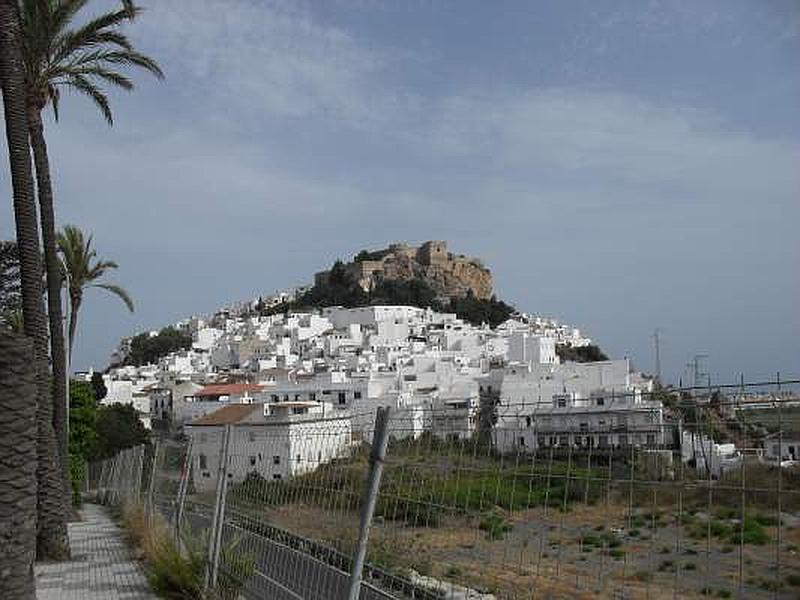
134 0 395 126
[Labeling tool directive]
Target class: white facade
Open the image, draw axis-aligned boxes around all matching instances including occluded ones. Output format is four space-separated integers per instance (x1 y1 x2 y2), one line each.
508 332 557 365
491 359 663 452
187 402 352 492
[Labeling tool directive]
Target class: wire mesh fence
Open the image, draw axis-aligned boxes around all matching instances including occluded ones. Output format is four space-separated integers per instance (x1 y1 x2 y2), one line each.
87 377 800 599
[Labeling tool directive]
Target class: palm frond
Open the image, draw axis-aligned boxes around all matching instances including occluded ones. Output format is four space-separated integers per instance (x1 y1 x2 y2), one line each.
20 0 163 124
90 283 134 312
66 73 113 124
52 6 139 63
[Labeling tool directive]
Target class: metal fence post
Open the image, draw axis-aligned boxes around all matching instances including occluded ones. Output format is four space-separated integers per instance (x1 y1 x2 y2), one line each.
146 440 161 516
134 445 145 502
347 406 392 600
174 439 193 541
204 424 233 592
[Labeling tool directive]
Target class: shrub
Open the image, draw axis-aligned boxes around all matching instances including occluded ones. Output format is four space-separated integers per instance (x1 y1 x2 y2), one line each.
479 511 512 540
658 560 675 572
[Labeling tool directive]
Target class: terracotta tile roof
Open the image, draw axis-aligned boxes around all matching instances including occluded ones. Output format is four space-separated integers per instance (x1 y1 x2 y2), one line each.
189 403 261 426
194 383 264 397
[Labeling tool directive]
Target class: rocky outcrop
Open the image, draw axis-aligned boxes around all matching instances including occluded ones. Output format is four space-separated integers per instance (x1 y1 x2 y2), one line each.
315 241 493 301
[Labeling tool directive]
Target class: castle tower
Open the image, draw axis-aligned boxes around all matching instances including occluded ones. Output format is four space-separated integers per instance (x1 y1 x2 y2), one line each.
418 240 448 265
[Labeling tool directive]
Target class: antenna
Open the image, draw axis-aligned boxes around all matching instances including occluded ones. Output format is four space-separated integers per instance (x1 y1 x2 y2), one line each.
652 328 662 383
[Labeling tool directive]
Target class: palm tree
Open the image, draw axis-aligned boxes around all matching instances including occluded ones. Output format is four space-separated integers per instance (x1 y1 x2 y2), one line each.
18 0 163 490
57 225 134 357
0 333 38 599
0 0 69 560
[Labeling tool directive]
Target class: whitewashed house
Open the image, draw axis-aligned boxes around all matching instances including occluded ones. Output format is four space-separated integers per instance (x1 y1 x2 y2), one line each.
186 401 352 492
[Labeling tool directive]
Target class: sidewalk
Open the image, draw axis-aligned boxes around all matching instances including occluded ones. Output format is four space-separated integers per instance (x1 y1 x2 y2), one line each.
35 503 157 600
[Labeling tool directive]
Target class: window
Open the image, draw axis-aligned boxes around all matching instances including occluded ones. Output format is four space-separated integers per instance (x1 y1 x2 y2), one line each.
296 454 301 462
338 392 346 405
599 435 608 447
273 455 280 465
292 407 307 415
596 397 604 406
518 436 526 447
272 474 282 480
646 434 656 446
309 392 316 401
525 416 532 428
559 435 568 446
556 397 567 408
270 394 278 402
248 431 256 442
354 391 362 400
199 454 207 470
199 433 207 443
249 456 256 466
579 422 589 433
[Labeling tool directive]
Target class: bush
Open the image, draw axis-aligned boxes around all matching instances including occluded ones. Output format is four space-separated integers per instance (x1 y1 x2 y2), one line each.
479 511 512 540
119 503 254 600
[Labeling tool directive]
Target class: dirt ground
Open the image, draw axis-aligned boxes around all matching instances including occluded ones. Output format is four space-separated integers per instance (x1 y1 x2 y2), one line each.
260 502 800 600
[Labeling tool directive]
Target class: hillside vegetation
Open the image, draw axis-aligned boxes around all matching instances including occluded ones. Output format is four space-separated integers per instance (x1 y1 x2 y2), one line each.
264 259 516 328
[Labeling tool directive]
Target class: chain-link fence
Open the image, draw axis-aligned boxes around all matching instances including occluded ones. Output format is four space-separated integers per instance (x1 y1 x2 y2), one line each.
89 377 800 599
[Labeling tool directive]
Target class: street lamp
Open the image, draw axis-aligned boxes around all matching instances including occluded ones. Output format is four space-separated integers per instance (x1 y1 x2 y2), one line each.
58 254 70 441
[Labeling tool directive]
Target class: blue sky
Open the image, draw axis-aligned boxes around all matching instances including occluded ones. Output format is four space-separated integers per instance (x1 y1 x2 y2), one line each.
1 0 798 383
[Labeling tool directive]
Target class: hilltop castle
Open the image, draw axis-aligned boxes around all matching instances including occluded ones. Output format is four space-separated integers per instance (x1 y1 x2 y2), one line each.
314 241 493 301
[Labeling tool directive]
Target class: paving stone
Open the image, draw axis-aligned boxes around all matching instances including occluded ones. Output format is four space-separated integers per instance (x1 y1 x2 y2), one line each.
35 503 156 600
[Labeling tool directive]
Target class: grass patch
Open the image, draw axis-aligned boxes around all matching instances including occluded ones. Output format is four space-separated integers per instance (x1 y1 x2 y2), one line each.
118 502 254 600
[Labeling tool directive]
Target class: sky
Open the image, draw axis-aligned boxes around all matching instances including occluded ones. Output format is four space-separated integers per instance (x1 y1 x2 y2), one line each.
1 0 798 384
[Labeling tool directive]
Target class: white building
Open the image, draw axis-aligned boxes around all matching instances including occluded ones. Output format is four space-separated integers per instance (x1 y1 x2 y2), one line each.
508 332 558 365
490 359 664 452
186 401 352 492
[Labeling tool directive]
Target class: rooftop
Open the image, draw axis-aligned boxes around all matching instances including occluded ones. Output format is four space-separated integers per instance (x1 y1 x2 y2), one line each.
188 403 261 426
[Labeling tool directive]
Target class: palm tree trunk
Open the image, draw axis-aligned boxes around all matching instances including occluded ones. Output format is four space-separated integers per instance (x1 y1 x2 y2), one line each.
67 294 80 360
28 106 71 506
0 333 38 600
0 0 69 560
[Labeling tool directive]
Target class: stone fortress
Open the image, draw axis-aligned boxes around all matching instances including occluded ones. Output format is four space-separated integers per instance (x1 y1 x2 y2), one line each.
315 241 493 302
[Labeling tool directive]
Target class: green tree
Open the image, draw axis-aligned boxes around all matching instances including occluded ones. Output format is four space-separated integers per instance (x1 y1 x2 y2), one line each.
447 293 515 328
57 224 134 357
90 370 107 401
68 380 97 504
555 344 609 363
94 403 148 460
124 326 192 366
0 0 69 559
18 0 163 478
371 277 440 309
